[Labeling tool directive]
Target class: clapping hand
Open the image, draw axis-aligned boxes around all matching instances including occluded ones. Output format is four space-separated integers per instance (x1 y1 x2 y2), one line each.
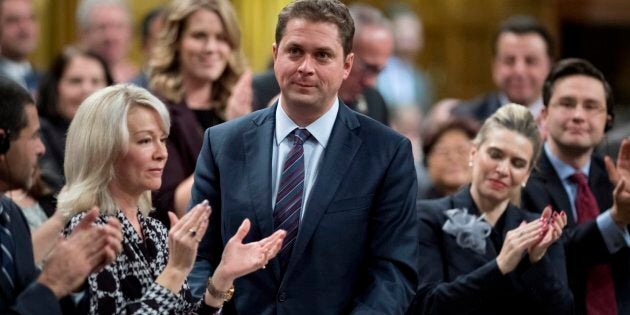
38 207 123 298
213 219 286 284
224 70 253 120
496 218 544 274
165 200 211 275
528 206 567 263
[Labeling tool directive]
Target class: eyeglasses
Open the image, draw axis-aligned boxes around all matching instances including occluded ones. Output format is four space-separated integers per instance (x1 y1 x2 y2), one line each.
355 58 383 76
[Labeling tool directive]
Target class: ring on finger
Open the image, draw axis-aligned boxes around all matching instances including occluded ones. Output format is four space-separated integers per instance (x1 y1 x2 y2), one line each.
189 228 197 237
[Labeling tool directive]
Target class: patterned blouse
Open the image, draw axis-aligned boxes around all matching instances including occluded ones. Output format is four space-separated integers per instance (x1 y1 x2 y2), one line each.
67 210 219 315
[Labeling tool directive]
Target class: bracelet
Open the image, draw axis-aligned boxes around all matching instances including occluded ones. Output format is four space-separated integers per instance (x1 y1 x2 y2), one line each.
206 277 234 303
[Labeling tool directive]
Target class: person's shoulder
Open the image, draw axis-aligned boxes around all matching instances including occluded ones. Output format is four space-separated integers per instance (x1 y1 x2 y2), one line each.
0 195 22 216
452 91 501 118
340 104 401 140
416 196 452 221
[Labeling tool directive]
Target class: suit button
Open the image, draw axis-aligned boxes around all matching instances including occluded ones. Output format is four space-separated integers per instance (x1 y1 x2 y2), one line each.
278 292 287 302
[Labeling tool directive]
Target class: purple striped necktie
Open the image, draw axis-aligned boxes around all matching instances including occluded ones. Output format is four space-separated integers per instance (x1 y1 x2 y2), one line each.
274 128 310 272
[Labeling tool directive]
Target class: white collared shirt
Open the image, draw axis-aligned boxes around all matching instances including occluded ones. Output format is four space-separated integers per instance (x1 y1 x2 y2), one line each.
0 57 32 88
271 97 339 217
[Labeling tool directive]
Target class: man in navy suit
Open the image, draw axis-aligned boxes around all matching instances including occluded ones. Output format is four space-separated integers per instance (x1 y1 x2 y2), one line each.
0 0 41 94
0 76 122 314
188 1 419 314
452 16 554 124
522 58 630 315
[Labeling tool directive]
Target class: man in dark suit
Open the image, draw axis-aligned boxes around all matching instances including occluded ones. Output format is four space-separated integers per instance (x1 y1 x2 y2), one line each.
522 58 630 315
188 1 418 314
0 76 122 314
452 16 554 124
0 0 41 94
337 3 393 125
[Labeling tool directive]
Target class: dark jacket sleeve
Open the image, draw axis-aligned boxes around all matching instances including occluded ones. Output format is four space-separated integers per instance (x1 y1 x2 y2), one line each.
349 137 419 314
2 199 62 315
518 242 574 315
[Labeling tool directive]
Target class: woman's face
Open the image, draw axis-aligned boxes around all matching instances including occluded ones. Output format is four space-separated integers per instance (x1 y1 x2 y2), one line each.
426 129 472 193
178 8 231 84
470 127 533 203
112 106 168 197
57 55 108 121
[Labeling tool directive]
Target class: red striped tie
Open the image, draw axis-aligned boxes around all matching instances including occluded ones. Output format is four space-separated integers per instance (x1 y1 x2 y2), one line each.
569 172 618 315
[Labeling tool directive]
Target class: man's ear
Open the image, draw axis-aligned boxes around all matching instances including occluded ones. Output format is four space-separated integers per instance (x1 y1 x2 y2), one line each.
272 43 278 63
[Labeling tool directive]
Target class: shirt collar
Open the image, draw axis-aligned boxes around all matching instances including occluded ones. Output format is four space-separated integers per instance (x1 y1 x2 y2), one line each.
275 97 339 147
544 142 591 180
0 57 31 77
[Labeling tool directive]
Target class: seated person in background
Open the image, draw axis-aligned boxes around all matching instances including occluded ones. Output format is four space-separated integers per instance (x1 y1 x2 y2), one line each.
409 104 573 314
419 118 478 199
59 84 285 314
0 75 122 315
6 167 55 230
38 46 113 193
391 106 426 195
76 0 138 82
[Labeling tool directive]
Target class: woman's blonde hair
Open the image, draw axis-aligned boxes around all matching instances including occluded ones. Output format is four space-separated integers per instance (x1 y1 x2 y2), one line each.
57 84 170 217
148 0 245 116
473 103 542 170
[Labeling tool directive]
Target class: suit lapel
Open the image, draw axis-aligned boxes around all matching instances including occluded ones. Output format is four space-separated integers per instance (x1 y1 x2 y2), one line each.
243 107 281 280
283 103 362 277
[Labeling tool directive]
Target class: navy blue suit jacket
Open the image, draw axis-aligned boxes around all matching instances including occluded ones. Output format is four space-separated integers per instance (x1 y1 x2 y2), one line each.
190 101 419 315
0 197 61 315
409 188 573 315
522 150 630 315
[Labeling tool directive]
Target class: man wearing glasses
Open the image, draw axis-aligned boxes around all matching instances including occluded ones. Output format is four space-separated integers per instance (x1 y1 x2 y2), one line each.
337 3 393 125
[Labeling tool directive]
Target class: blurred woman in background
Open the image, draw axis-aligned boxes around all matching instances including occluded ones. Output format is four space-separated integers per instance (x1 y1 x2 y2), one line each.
420 119 478 199
149 0 253 225
38 46 113 192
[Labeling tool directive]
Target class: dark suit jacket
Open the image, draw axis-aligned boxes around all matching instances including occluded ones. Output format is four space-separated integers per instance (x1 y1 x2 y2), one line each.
0 197 61 315
252 70 280 111
343 87 390 126
522 150 630 315
409 188 573 315
191 101 419 315
451 91 502 124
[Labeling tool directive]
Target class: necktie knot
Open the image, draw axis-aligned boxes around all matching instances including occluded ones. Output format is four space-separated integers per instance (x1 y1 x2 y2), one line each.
293 128 310 146
569 172 588 186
